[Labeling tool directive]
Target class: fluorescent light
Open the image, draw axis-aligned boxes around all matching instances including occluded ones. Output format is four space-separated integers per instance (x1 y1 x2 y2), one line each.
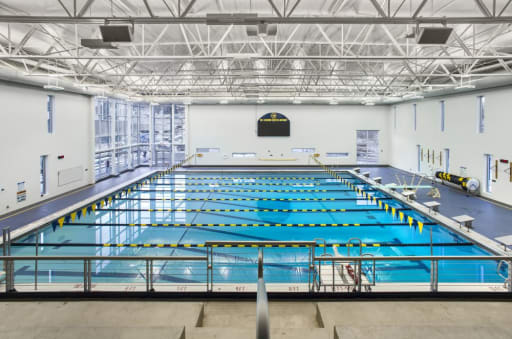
219 99 229 104
150 102 159 106
402 92 424 100
329 99 338 105
292 98 301 104
43 84 64 91
363 101 375 106
257 98 265 104
455 84 476 90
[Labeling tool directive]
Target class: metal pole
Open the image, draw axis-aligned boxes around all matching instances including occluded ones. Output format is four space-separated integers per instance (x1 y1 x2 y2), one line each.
35 231 38 291
83 260 87 293
7 228 14 292
145 259 150 292
258 249 263 279
88 260 92 292
508 260 512 293
2 229 7 293
149 259 154 291
357 259 362 292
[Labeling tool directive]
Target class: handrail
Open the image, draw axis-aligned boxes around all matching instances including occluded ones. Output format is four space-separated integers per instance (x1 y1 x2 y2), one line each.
0 255 206 261
205 241 316 246
314 255 512 261
256 249 270 339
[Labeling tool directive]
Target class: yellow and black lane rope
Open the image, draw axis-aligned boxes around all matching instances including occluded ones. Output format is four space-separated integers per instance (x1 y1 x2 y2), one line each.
96 207 411 213
130 188 374 193
67 221 434 228
156 176 353 180
117 197 393 202
148 182 325 186
12 241 472 248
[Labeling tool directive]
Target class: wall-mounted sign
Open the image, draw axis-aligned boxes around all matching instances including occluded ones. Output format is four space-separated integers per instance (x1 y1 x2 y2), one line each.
16 181 26 203
257 112 290 137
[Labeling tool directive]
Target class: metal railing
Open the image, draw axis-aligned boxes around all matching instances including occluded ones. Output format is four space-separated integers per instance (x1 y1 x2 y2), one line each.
0 255 207 293
313 255 512 293
1 238 511 294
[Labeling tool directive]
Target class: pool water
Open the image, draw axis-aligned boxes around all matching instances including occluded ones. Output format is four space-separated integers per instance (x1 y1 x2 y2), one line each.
10 171 505 286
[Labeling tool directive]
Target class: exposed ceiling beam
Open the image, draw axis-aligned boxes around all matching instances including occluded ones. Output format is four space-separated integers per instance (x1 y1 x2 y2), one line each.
1 15 511 25
77 0 96 17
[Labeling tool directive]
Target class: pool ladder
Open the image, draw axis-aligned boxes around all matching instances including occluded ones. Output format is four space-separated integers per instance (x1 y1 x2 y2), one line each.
497 260 512 290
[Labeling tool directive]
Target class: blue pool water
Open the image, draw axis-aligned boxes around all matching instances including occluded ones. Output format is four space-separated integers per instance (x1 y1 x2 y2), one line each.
9 171 505 286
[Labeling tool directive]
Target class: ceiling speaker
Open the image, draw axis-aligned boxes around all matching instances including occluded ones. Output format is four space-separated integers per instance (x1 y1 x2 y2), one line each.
416 27 453 45
81 39 118 49
100 25 133 43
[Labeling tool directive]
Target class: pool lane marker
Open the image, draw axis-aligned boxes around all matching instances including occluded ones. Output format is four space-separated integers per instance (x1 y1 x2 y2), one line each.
130 188 375 193
97 207 412 213
11 242 473 248
65 221 435 228
118 197 393 202
158 178 359 181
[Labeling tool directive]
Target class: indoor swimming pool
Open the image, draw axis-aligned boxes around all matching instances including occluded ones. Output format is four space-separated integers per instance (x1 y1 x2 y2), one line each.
7 171 506 288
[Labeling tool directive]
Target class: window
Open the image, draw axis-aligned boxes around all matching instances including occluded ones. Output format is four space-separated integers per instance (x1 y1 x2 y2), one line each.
232 152 256 158
393 106 397 129
356 130 379 164
291 148 315 153
47 95 54 133
440 100 445 132
485 154 492 193
196 148 220 153
40 155 47 196
478 96 485 133
326 152 349 158
413 103 417 131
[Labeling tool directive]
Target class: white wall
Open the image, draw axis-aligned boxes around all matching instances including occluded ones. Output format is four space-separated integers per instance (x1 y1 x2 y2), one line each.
0 82 94 216
390 87 512 206
188 104 390 166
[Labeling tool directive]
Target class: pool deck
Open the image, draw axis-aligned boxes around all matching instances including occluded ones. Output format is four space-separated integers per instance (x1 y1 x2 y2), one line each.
1 165 511 247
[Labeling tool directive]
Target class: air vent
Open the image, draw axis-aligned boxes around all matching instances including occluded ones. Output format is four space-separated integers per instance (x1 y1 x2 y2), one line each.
100 25 133 43
416 27 453 45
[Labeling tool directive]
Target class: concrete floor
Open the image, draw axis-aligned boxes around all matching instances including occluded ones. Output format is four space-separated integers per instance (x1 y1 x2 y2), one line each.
1 300 512 339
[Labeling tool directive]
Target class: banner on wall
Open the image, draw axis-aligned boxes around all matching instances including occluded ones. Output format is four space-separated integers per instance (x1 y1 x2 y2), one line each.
257 112 290 137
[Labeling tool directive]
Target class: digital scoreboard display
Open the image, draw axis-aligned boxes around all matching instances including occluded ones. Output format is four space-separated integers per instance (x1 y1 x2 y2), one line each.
257 112 290 136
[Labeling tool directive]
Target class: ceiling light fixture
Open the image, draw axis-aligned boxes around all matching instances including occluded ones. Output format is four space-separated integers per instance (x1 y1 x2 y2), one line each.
220 99 229 104
43 84 64 91
455 84 476 90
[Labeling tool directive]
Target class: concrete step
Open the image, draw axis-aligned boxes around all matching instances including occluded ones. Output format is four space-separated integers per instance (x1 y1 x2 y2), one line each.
0 327 185 339
335 325 512 339
186 327 329 339
200 302 321 329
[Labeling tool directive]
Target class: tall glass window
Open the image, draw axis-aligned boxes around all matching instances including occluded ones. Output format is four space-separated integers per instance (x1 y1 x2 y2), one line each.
478 96 485 133
40 155 47 196
93 98 186 180
413 103 417 131
440 100 445 132
47 95 54 133
356 130 379 164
